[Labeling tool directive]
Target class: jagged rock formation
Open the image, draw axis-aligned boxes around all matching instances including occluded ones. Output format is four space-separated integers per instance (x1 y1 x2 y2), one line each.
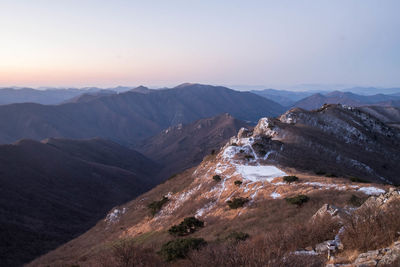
363 187 400 208
321 188 400 266
352 242 400 267
227 104 400 184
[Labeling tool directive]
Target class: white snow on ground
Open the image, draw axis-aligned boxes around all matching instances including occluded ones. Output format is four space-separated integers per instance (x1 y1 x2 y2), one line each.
303 182 358 191
222 146 243 161
249 185 263 200
270 192 281 199
105 208 126 224
235 165 287 182
263 150 275 160
161 184 202 215
215 163 229 174
358 187 385 195
195 202 215 217
293 250 319 256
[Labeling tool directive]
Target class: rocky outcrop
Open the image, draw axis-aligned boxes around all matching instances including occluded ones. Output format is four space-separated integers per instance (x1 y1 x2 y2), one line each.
227 104 400 184
311 204 343 221
326 189 400 267
352 241 400 267
363 187 400 209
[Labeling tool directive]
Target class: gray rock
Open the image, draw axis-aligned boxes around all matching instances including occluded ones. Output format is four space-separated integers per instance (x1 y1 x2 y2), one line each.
315 241 330 253
312 204 343 221
355 250 380 266
377 248 400 266
355 259 378 267
237 127 251 139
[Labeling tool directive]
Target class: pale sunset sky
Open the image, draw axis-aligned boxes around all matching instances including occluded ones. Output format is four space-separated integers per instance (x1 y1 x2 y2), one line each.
0 0 399 88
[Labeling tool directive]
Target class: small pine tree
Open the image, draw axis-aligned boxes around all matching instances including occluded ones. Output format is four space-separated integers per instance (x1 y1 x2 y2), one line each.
234 180 243 186
213 175 221 182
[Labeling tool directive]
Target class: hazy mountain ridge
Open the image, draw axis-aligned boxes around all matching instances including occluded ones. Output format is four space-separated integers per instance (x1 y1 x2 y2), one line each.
0 86 138 106
0 84 284 145
251 88 315 106
292 91 400 110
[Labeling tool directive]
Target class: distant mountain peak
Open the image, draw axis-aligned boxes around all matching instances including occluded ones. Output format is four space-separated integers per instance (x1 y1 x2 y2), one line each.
130 85 151 94
174 82 200 88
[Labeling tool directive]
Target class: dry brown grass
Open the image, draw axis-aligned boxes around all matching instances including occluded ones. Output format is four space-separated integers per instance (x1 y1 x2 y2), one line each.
341 198 400 252
186 230 327 267
97 239 164 267
30 159 379 267
28 167 197 267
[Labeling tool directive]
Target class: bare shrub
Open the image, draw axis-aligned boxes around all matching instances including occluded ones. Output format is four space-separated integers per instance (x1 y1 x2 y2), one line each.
285 195 309 206
227 197 249 209
98 239 163 267
188 214 339 266
148 196 169 216
341 199 400 251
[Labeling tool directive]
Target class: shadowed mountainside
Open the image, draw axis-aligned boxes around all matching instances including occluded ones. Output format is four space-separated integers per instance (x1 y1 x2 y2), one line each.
136 113 249 179
0 138 160 267
360 106 400 129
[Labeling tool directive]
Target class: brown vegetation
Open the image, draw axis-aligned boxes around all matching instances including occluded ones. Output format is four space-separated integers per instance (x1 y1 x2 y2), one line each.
341 198 400 252
98 239 163 267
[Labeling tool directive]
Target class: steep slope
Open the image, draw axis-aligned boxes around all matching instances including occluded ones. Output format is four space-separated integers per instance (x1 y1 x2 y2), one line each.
252 104 400 183
30 104 399 266
0 139 159 267
360 106 400 129
136 113 248 178
0 84 284 145
43 138 159 177
293 91 400 110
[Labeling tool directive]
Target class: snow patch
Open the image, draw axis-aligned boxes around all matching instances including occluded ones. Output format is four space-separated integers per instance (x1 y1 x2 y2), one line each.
195 202 215 218
270 192 281 199
105 208 126 224
235 165 286 182
293 250 319 256
358 187 385 195
303 182 357 191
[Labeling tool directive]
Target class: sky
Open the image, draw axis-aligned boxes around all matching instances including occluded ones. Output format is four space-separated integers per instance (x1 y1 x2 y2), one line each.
0 0 399 89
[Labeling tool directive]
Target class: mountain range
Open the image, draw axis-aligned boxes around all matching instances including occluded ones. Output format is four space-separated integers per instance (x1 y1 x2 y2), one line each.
0 84 284 145
251 88 400 108
1 83 400 266
292 91 400 110
250 89 315 106
0 87 139 105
